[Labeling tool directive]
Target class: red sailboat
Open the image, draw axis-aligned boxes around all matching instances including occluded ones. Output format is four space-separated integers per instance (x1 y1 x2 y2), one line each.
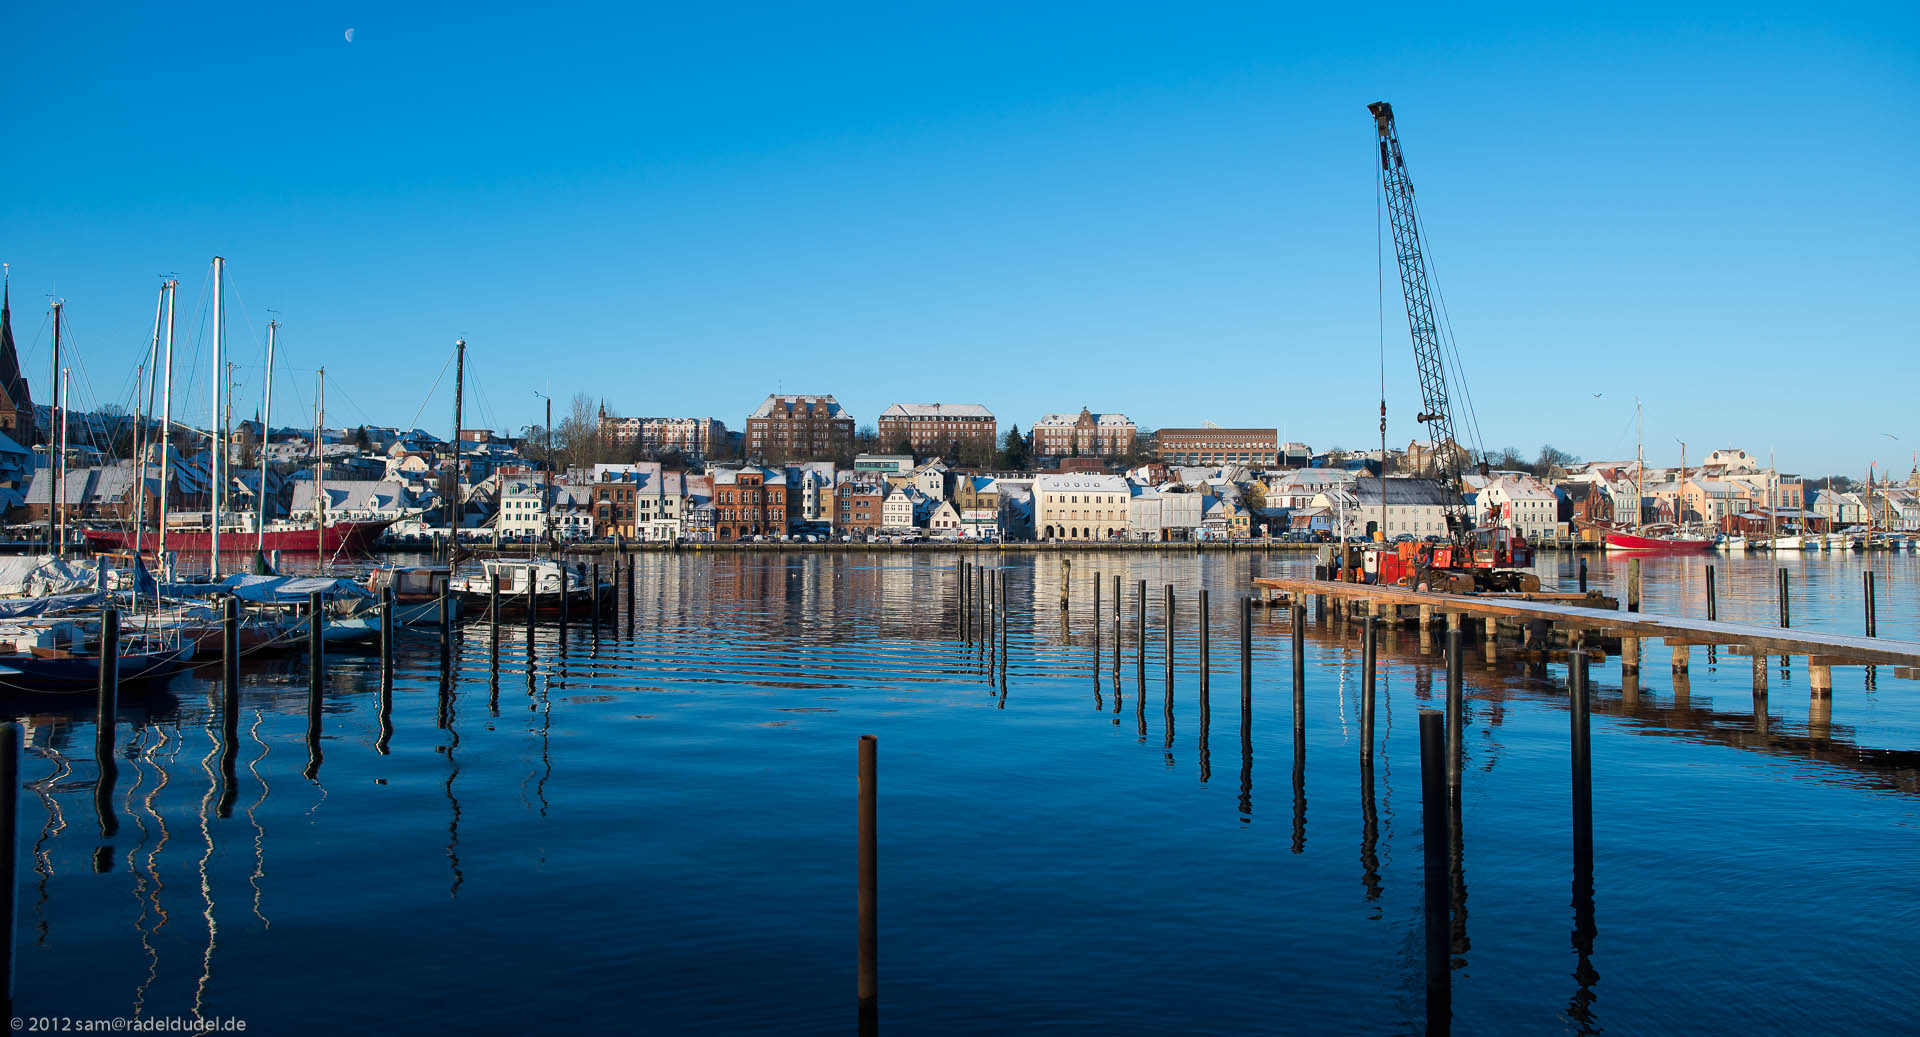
1602 403 1714 552
80 518 394 555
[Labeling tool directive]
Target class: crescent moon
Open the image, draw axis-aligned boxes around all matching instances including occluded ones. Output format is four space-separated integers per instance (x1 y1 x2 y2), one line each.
344 28 355 42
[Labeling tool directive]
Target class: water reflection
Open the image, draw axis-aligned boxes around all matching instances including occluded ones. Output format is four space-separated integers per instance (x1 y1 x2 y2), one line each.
3 550 1915 1031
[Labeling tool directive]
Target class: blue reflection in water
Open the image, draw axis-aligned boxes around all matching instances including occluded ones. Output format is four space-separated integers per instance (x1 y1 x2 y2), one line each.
5 549 1918 1032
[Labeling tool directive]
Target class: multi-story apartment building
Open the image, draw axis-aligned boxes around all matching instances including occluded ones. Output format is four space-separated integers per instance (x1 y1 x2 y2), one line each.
711 465 788 540
951 476 1000 539
1477 474 1560 540
598 411 728 458
1031 408 1135 458
1033 473 1130 541
592 474 641 541
833 478 888 534
881 487 920 531
876 403 995 456
785 462 837 529
1156 427 1278 467
744 394 854 461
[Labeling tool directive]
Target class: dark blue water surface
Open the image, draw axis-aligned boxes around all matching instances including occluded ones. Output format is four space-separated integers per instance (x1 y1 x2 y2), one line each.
7 550 1918 1033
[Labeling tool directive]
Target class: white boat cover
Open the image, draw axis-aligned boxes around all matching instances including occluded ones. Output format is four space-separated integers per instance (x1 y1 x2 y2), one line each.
218 575 374 604
0 555 100 598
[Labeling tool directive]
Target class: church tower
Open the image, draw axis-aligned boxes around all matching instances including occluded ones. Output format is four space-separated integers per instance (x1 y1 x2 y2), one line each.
0 271 34 442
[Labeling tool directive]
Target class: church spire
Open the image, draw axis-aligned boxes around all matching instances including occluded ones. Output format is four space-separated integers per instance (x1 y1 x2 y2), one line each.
0 263 27 441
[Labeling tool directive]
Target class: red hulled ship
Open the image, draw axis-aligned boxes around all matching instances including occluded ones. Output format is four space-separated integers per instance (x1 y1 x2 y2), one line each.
80 518 394 555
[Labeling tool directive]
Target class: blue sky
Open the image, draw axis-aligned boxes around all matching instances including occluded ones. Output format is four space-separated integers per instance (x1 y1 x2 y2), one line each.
7 2 1916 476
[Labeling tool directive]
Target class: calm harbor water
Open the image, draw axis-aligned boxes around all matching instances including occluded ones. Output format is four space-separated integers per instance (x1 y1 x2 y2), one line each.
8 549 1918 1033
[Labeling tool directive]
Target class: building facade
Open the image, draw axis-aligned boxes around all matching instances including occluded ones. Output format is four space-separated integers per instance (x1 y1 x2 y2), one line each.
744 394 854 461
876 403 995 456
598 412 728 458
1031 408 1136 459
951 476 1000 539
1033 473 1130 540
712 466 788 540
833 479 887 534
1155 427 1278 467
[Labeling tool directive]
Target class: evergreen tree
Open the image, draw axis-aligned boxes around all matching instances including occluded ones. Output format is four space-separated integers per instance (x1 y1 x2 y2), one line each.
998 425 1029 471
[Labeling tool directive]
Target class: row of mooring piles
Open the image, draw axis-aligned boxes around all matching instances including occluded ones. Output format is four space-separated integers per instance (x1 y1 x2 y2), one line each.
922 562 1621 1034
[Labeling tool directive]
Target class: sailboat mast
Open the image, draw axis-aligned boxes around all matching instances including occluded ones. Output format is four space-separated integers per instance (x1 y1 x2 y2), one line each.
450 339 464 563
133 285 163 562
257 320 276 552
314 366 324 572
1768 448 1777 544
1678 441 1686 527
210 256 226 579
1634 401 1644 531
49 300 62 556
57 369 70 559
157 280 177 567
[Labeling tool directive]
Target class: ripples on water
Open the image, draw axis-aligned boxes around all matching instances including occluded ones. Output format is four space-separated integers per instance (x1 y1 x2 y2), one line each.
7 549 1918 1033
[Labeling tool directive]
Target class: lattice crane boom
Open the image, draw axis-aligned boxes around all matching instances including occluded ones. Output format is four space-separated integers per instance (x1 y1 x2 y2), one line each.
1370 101 1471 531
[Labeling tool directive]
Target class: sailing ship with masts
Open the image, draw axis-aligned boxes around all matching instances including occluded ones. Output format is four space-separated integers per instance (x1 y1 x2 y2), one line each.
80 258 391 558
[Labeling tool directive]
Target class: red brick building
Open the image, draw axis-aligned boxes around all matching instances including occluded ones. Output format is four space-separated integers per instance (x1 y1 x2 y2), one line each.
876 403 995 456
1155 427 1277 467
712 466 787 540
744 394 854 461
833 480 887 534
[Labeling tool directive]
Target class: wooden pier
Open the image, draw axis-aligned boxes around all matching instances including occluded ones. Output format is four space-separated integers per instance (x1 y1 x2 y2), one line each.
1250 576 1920 693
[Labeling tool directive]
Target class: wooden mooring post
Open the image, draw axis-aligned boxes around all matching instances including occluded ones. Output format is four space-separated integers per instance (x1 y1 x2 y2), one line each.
0 721 18 1020
1164 583 1174 697
1111 575 1121 676
999 570 1009 677
1445 626 1463 794
625 555 636 636
1865 571 1877 638
1571 648 1592 862
960 562 971 645
1198 589 1210 696
857 734 878 1027
1706 564 1717 621
1361 615 1377 764
1240 595 1253 714
95 607 119 762
1290 602 1306 740
1136 579 1146 687
1779 567 1790 628
1419 710 1450 1028
380 587 394 688
1627 557 1641 613
223 596 240 703
1091 574 1100 671
307 591 324 751
439 581 453 671
590 562 601 627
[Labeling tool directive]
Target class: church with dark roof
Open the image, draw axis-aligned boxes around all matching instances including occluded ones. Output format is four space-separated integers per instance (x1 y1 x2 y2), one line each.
0 277 34 443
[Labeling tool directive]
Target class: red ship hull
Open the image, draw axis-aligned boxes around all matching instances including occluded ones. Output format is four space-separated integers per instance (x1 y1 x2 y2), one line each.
1604 530 1715 552
80 519 395 555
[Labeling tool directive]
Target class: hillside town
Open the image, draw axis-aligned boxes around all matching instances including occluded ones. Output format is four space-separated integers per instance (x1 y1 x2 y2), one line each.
11 375 1919 548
